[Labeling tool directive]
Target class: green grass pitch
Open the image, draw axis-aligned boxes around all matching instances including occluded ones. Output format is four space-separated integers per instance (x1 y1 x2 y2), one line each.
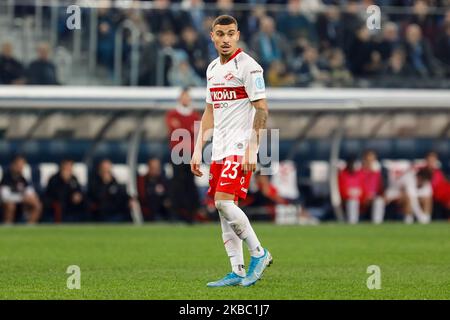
1 223 449 300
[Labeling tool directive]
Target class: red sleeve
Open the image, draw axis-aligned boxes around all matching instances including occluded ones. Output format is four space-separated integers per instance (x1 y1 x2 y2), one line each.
166 110 176 133
376 171 384 195
137 175 150 217
338 171 347 200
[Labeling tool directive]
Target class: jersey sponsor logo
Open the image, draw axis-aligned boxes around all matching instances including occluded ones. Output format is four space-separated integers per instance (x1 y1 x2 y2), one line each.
213 102 229 109
224 72 234 80
210 86 248 102
220 182 232 186
250 69 262 74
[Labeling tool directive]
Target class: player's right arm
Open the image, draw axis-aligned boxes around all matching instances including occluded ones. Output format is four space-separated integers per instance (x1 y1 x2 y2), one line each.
190 103 214 177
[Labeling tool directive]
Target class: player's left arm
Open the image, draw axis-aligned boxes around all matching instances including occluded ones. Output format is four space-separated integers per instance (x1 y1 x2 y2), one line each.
243 99 269 174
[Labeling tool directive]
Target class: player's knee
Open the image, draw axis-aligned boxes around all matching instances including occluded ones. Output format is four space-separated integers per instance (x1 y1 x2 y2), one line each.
215 200 235 219
230 221 247 237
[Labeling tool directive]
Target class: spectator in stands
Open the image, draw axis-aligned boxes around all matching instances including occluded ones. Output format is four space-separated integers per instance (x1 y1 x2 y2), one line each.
4 0 450 89
377 22 400 61
327 48 353 87
384 167 433 224
177 25 209 77
181 0 206 33
0 155 42 224
296 45 330 86
277 0 317 43
340 0 364 56
408 0 438 46
97 20 116 71
403 23 438 78
250 15 292 70
165 87 202 223
45 159 85 222
87 159 132 222
157 29 179 86
347 25 383 77
338 157 364 224
378 48 414 87
138 37 158 86
360 150 386 224
316 5 343 50
267 60 297 87
435 21 450 77
215 0 242 22
241 5 266 42
290 35 310 69
123 3 149 35
146 0 186 34
168 58 204 87
26 42 60 85
137 158 172 221
0 42 25 84
96 3 122 72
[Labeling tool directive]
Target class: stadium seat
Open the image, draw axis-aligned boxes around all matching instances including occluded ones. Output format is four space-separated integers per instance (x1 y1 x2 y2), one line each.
111 164 130 185
38 163 59 189
72 163 88 188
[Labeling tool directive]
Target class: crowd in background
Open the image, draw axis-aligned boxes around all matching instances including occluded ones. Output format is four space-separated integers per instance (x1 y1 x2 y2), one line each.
1 0 450 87
0 42 60 85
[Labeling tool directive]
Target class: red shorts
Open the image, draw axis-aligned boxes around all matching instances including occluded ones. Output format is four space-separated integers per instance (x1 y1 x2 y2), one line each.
208 155 252 201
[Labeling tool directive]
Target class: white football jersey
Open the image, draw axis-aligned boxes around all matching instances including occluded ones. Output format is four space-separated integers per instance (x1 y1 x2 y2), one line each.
205 48 266 161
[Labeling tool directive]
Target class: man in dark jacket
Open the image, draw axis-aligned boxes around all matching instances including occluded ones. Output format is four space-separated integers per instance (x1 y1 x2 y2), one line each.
87 159 131 222
403 24 438 78
0 42 25 84
45 159 85 222
27 42 60 85
138 158 172 221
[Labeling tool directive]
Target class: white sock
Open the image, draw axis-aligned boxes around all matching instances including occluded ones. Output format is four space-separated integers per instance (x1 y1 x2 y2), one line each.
216 200 264 258
347 199 359 224
404 214 414 224
372 197 385 224
417 213 431 224
220 214 245 277
232 264 246 277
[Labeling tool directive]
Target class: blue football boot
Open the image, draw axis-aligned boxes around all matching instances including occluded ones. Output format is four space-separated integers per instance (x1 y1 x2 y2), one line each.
207 272 244 287
241 249 273 287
